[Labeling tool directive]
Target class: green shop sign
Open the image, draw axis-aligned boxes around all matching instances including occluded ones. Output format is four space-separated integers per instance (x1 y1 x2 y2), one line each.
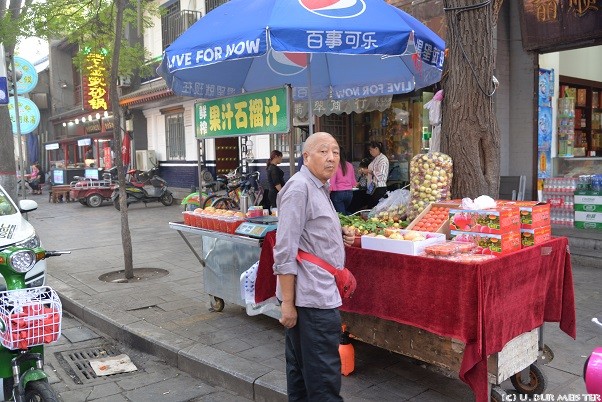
195 87 290 139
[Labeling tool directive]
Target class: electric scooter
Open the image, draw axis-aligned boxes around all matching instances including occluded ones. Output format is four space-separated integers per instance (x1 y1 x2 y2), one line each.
584 317 602 395
0 246 69 402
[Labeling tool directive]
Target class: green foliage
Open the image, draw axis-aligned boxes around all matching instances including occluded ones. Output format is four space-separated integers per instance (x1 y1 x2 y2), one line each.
11 0 159 77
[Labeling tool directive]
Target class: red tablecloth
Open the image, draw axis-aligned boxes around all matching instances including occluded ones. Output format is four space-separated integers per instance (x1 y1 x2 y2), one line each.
255 236 576 402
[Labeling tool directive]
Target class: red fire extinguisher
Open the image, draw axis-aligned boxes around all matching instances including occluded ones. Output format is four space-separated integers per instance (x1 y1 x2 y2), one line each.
339 324 354 376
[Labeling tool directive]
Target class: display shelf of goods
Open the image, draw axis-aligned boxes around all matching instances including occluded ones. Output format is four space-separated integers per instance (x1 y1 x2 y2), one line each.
560 76 602 158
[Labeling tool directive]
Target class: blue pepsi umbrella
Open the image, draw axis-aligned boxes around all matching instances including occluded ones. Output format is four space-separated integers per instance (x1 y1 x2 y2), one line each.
159 0 445 102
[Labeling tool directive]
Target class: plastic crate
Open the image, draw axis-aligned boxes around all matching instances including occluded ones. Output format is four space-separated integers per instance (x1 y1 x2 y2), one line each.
0 286 62 350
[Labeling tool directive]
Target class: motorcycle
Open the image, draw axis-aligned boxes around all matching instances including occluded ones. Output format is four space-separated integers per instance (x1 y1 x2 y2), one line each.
111 164 174 210
0 246 69 402
584 317 602 396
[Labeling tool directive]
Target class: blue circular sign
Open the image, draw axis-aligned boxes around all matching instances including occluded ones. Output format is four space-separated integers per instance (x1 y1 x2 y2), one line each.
13 57 38 95
8 96 40 134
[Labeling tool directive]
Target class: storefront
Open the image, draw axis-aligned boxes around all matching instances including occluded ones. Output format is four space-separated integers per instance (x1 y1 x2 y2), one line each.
520 1 602 228
45 112 115 184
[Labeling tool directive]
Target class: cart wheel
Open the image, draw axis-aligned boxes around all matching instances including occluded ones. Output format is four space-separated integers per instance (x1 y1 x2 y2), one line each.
87 194 103 208
510 364 547 395
209 296 224 312
490 386 508 402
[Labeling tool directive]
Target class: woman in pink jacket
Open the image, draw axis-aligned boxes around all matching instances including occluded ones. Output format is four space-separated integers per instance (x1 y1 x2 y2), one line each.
329 149 356 215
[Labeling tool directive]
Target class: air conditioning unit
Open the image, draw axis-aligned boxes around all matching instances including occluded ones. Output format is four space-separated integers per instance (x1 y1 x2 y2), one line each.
136 150 157 171
117 76 131 87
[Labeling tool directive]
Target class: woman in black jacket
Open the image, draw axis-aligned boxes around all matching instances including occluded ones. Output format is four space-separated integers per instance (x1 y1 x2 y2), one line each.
266 150 285 208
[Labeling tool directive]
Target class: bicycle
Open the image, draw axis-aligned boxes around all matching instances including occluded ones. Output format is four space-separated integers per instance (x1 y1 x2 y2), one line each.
201 167 243 208
210 171 264 211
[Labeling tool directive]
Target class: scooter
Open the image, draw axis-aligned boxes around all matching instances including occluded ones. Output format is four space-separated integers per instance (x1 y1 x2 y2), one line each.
111 164 174 210
584 317 602 395
0 246 70 402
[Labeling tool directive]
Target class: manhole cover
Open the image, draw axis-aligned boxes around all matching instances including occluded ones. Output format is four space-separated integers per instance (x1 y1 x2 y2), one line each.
98 268 169 283
55 345 139 385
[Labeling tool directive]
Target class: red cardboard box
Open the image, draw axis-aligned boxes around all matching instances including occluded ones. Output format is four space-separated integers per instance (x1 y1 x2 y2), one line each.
448 206 520 235
520 226 552 248
497 201 551 229
450 230 521 256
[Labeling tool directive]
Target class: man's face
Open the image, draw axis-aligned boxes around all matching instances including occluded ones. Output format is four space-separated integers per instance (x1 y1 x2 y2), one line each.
304 135 340 183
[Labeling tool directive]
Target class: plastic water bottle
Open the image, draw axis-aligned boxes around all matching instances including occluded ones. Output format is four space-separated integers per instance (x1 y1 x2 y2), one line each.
339 325 355 376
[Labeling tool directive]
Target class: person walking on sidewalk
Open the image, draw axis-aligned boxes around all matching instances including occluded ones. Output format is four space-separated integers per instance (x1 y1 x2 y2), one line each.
273 132 355 401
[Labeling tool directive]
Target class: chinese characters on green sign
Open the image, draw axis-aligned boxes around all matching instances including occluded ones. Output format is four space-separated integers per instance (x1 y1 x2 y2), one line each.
195 87 289 138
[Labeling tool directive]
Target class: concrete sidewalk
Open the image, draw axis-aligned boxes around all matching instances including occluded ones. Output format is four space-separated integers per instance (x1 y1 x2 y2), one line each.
25 194 600 401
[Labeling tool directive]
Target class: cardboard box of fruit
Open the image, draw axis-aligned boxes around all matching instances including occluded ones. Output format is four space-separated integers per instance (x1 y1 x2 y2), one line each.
450 230 521 256
448 206 520 235
361 229 445 256
497 201 551 229
406 202 461 239
520 226 551 248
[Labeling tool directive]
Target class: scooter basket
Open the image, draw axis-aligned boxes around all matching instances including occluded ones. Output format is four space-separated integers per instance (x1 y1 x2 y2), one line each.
0 286 62 350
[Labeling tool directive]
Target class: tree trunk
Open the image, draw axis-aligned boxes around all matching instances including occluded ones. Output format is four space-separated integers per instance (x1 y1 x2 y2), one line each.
441 0 502 199
110 0 134 280
0 106 18 200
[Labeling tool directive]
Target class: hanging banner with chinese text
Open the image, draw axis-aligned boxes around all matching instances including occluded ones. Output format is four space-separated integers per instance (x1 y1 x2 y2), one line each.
194 87 289 139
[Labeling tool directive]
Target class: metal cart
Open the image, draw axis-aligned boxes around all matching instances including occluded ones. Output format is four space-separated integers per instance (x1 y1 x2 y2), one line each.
169 222 276 316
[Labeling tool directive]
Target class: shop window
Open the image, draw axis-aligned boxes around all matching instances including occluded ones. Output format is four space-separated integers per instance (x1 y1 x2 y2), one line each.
270 127 306 161
165 112 186 160
319 114 349 153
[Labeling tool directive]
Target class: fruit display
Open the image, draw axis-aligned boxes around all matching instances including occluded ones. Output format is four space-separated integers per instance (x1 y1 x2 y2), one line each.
339 214 388 237
367 189 410 225
423 241 476 256
408 152 453 220
361 229 446 255
408 205 452 233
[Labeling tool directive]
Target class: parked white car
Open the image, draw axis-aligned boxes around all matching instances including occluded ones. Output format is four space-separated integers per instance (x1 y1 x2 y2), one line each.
0 184 46 289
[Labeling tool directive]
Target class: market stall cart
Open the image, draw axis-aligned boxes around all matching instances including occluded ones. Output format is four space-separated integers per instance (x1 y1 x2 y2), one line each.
170 221 575 402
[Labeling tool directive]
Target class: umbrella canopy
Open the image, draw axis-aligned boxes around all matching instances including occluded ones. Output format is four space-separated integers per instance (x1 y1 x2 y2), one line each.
159 0 445 102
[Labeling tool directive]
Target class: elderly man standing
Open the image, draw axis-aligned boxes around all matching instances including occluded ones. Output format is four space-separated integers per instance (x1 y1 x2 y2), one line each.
273 132 355 401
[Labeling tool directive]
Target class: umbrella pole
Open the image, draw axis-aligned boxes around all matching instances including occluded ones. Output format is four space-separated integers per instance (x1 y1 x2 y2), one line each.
288 85 295 177
307 53 313 136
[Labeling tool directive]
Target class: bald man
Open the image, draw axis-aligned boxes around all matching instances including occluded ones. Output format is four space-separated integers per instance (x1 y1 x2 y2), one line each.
273 132 354 401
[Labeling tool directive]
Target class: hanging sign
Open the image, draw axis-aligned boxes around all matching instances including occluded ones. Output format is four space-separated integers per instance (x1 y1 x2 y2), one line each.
8 96 40 134
194 87 289 138
0 44 7 105
520 1 602 52
13 57 38 95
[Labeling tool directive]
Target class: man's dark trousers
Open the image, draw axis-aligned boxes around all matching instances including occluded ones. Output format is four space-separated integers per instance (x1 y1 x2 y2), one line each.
285 307 343 401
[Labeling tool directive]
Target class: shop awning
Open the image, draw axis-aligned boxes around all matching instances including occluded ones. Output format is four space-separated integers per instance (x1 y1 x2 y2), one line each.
292 95 392 125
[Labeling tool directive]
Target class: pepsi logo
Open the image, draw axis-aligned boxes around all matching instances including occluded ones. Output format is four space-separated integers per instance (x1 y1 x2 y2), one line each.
299 0 366 18
267 50 309 76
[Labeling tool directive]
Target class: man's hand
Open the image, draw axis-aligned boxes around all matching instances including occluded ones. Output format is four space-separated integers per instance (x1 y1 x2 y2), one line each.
280 300 298 328
342 226 355 246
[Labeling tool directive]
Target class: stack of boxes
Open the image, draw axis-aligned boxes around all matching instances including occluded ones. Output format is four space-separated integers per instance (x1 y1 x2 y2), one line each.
510 202 552 247
447 201 552 255
448 205 522 256
574 191 602 230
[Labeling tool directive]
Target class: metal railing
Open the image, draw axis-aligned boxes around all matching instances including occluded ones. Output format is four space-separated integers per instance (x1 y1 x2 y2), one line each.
162 10 203 50
205 0 230 13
